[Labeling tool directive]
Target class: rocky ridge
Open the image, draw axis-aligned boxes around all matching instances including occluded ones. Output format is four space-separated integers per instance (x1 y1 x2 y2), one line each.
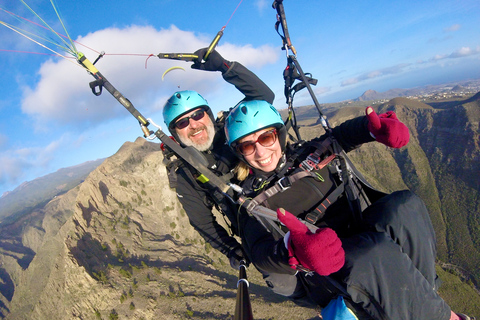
1 93 480 318
1 138 313 320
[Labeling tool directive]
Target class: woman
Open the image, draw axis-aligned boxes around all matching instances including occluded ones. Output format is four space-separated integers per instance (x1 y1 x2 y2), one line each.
224 100 471 320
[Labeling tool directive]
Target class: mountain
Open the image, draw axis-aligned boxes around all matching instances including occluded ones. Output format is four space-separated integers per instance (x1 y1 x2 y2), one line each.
354 79 480 102
0 94 479 319
0 159 105 224
0 139 315 319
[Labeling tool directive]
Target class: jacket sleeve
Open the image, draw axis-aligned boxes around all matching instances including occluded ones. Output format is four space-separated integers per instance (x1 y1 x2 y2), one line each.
175 167 241 256
223 62 275 104
317 115 375 153
239 212 297 275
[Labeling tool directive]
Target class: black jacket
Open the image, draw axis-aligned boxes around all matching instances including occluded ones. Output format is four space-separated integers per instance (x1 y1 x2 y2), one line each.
174 61 275 256
238 116 378 274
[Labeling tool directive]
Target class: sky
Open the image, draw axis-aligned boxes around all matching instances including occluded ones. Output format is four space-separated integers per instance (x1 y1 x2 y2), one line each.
0 0 479 196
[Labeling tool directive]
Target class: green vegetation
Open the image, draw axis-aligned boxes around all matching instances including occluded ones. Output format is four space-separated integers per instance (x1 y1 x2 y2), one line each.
109 309 119 320
92 271 108 284
119 268 132 278
204 243 212 254
437 265 480 316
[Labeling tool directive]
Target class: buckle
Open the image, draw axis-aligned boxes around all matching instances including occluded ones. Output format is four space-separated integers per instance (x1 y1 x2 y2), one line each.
276 177 291 191
305 212 319 224
300 153 322 171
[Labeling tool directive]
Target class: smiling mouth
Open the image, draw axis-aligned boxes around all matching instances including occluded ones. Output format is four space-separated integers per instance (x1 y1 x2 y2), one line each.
189 128 204 137
258 155 272 165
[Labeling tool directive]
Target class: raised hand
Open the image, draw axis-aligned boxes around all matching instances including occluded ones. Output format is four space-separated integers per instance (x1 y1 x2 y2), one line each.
191 48 230 73
366 106 410 148
277 208 345 276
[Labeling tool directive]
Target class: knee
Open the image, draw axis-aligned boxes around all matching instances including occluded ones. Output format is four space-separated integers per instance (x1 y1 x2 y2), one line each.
344 233 397 272
264 273 299 297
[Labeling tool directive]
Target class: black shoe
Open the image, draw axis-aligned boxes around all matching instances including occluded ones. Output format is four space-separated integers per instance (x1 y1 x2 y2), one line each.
457 313 476 320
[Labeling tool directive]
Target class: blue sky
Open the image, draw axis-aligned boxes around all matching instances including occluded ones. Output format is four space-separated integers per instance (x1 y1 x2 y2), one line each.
0 0 479 196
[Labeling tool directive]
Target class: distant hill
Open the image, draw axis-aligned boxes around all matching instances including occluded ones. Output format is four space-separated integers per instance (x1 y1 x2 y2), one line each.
0 159 104 223
451 85 465 92
354 79 480 101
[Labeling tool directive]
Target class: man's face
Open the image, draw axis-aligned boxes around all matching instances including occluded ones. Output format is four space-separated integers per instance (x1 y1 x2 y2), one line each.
175 108 215 151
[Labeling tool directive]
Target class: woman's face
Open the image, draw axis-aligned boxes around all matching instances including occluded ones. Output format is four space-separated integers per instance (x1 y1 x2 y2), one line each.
237 128 282 173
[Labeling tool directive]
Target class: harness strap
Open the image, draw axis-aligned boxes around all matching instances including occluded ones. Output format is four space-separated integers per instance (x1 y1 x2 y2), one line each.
251 137 337 206
251 170 314 205
331 138 364 221
305 183 344 225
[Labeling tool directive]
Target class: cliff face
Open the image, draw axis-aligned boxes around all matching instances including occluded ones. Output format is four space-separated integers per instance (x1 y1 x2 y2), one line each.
0 138 313 320
301 95 480 286
0 94 479 319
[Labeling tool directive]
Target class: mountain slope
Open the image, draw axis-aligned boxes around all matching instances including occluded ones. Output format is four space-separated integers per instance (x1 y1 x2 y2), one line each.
0 159 105 223
0 94 479 318
1 138 315 320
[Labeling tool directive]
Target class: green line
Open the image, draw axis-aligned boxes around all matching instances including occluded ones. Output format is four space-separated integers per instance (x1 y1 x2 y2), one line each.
0 20 79 66
19 0 75 56
0 20 72 54
50 0 78 57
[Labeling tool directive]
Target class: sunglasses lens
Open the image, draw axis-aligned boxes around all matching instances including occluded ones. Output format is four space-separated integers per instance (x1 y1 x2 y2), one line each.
258 131 276 147
175 118 189 129
191 110 205 121
237 142 255 156
174 110 205 129
236 129 277 156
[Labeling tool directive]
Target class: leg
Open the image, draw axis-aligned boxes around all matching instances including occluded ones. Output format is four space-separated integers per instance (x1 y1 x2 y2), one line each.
361 190 438 287
337 232 451 320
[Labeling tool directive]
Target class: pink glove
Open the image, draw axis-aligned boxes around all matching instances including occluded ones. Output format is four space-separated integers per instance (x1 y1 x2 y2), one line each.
277 208 345 276
366 107 410 148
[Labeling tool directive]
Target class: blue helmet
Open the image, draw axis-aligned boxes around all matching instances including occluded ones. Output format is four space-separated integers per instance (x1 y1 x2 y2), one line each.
163 90 214 131
225 100 285 147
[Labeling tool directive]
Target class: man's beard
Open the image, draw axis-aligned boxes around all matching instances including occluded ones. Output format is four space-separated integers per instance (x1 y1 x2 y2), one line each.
178 121 215 152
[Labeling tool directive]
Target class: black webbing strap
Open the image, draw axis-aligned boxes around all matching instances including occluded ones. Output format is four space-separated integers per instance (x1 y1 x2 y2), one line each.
304 183 344 225
249 170 314 206
330 139 363 221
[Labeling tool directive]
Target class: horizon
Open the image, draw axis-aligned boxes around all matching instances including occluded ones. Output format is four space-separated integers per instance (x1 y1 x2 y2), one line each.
2 78 478 198
1 0 479 196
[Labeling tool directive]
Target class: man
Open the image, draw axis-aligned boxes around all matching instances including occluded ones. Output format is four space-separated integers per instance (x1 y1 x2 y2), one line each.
162 48 274 269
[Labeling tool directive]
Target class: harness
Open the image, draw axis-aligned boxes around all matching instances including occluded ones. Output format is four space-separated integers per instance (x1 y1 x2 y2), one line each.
161 114 241 233
240 136 384 237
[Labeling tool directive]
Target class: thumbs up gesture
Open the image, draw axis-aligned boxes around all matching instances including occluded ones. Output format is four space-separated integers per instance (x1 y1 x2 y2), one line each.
277 208 345 276
366 107 410 148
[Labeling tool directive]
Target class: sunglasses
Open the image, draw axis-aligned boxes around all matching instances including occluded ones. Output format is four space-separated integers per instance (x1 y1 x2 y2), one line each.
175 109 206 129
236 129 277 156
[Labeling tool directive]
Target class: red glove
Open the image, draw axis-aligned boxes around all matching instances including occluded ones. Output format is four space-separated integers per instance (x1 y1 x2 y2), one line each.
277 208 345 276
366 107 410 148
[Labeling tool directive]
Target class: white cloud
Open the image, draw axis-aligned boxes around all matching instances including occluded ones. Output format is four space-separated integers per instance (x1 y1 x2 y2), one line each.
0 155 28 186
444 24 461 32
340 45 480 88
429 46 480 61
0 136 66 188
20 25 278 130
341 63 411 87
255 0 269 13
